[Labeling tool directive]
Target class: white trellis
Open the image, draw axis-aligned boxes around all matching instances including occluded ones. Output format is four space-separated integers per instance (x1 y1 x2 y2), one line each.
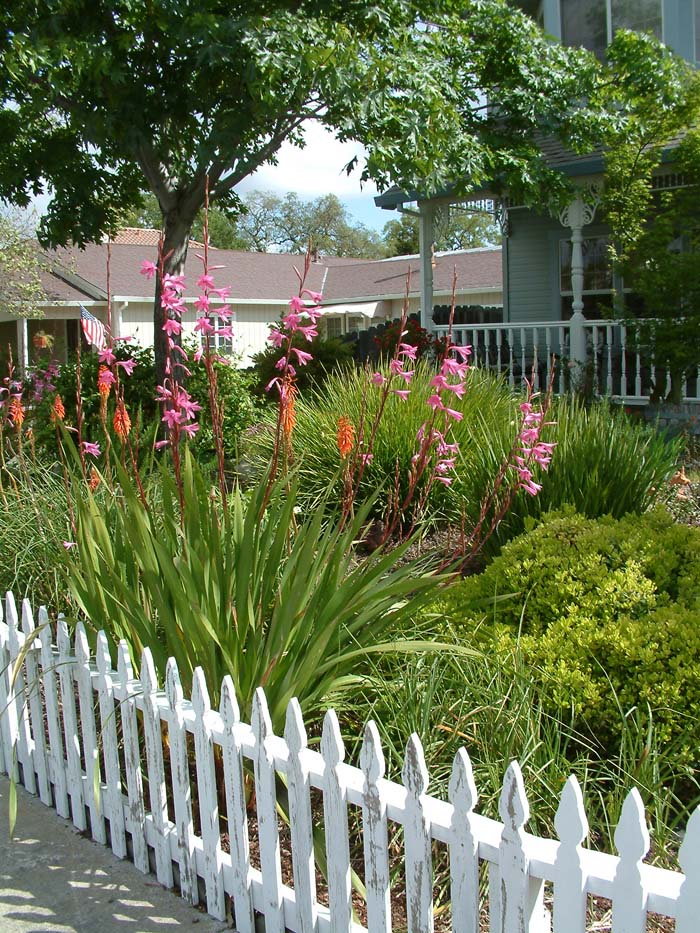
0 591 698 932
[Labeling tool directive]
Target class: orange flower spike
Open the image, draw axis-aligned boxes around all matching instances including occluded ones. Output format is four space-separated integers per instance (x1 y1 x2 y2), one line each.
337 416 355 458
281 380 297 438
8 397 24 428
88 466 100 492
97 365 114 398
113 399 131 440
51 394 65 423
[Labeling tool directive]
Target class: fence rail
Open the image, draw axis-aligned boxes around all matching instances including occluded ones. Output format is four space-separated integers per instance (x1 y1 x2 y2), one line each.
1 591 699 932
434 319 700 403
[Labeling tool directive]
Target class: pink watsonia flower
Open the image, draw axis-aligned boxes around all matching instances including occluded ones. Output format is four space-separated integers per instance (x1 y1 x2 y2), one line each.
283 312 302 331
444 406 463 422
193 347 204 362
398 369 414 385
398 343 418 360
210 286 232 300
195 294 210 313
445 381 466 399
426 394 444 411
194 316 215 335
265 376 281 394
175 390 202 419
162 408 184 429
197 273 216 290
275 356 288 371
163 318 183 337
436 458 456 473
371 372 385 386
393 389 410 401
140 260 157 279
163 273 186 292
98 347 116 366
305 308 323 324
117 359 137 376
441 358 470 378
215 305 233 320
268 329 285 348
360 453 374 465
430 374 449 391
521 478 543 496
82 441 101 457
298 324 318 341
215 326 233 338
181 422 200 438
292 347 313 366
289 295 306 313
302 289 323 303
62 541 77 550
452 345 472 361
155 439 170 450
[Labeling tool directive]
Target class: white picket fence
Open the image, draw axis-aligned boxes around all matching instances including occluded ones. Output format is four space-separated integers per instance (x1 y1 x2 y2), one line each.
1 591 699 933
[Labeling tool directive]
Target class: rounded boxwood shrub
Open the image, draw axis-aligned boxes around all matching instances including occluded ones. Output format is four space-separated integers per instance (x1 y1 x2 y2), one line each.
433 508 700 768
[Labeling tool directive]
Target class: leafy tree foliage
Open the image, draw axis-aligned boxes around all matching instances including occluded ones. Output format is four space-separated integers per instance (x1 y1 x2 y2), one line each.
0 0 602 383
382 208 501 256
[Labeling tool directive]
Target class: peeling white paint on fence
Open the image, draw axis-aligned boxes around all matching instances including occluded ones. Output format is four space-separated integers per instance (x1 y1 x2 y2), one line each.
1 591 699 932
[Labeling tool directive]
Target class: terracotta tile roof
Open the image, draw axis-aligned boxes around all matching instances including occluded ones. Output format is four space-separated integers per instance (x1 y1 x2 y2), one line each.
108 228 206 247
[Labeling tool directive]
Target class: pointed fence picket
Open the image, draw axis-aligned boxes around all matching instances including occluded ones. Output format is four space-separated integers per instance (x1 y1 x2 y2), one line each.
0 592 698 933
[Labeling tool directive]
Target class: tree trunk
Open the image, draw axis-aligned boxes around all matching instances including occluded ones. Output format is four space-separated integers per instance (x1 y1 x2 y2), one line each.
153 209 197 388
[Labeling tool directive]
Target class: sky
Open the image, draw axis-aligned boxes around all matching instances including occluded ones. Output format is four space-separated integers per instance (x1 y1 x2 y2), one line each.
25 121 397 235
236 121 392 233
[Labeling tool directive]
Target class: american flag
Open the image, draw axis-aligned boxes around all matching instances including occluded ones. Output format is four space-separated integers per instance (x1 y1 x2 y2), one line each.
80 306 107 350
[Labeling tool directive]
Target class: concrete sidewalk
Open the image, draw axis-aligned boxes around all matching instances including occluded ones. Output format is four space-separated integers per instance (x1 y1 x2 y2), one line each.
0 777 230 932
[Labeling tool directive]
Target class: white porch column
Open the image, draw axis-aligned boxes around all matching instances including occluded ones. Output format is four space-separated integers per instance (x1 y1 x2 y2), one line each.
16 318 29 373
559 184 601 380
418 203 435 332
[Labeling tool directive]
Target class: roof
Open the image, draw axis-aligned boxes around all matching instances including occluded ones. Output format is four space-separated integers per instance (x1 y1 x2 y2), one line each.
38 241 502 305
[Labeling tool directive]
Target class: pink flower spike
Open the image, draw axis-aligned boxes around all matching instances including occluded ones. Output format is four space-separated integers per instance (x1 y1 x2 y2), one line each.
62 541 77 550
162 408 183 429
371 372 385 386
140 260 157 279
398 343 418 360
195 294 210 314
393 389 410 401
162 273 186 292
292 347 313 366
82 441 101 457
154 439 170 450
98 347 116 366
117 359 137 376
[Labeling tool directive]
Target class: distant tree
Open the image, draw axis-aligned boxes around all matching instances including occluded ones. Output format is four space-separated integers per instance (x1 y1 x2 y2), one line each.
0 209 46 319
382 208 501 256
237 191 383 257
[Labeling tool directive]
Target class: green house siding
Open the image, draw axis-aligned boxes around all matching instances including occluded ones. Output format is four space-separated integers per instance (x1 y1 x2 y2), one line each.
506 211 559 323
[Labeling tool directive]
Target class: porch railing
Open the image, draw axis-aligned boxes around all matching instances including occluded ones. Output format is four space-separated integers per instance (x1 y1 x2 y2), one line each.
434 319 700 403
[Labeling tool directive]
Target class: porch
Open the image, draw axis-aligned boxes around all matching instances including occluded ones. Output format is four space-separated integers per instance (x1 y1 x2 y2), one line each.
434 317 700 404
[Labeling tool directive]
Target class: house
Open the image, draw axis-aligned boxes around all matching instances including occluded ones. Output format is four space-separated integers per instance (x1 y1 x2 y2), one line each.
0 232 502 368
374 0 700 403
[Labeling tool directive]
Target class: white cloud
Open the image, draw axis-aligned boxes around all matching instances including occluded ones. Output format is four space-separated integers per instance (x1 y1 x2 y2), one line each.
236 121 379 200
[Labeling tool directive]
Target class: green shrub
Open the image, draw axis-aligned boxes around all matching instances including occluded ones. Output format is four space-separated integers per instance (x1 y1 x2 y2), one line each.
244 363 679 548
250 332 355 399
433 508 700 776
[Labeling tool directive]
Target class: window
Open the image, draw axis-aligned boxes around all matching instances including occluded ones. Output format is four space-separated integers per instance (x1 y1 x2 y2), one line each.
560 0 662 58
201 312 235 356
559 235 614 318
325 316 342 339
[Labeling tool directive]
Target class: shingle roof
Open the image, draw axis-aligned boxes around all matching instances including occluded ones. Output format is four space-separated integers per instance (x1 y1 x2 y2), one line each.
38 240 501 305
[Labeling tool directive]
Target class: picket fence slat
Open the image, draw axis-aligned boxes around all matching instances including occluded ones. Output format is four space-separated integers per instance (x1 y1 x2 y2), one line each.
95 632 127 858
6 593 36 796
220 675 255 933
0 600 696 933
321 709 353 933
20 600 51 805
75 622 106 844
56 616 86 831
252 687 286 933
38 608 68 817
165 658 199 905
192 667 225 921
117 641 150 873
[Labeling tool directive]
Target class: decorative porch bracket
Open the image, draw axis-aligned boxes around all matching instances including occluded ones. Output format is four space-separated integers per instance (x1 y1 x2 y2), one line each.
558 182 602 384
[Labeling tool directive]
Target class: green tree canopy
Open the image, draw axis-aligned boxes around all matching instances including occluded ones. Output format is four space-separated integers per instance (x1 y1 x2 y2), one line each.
0 0 603 381
382 208 501 257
